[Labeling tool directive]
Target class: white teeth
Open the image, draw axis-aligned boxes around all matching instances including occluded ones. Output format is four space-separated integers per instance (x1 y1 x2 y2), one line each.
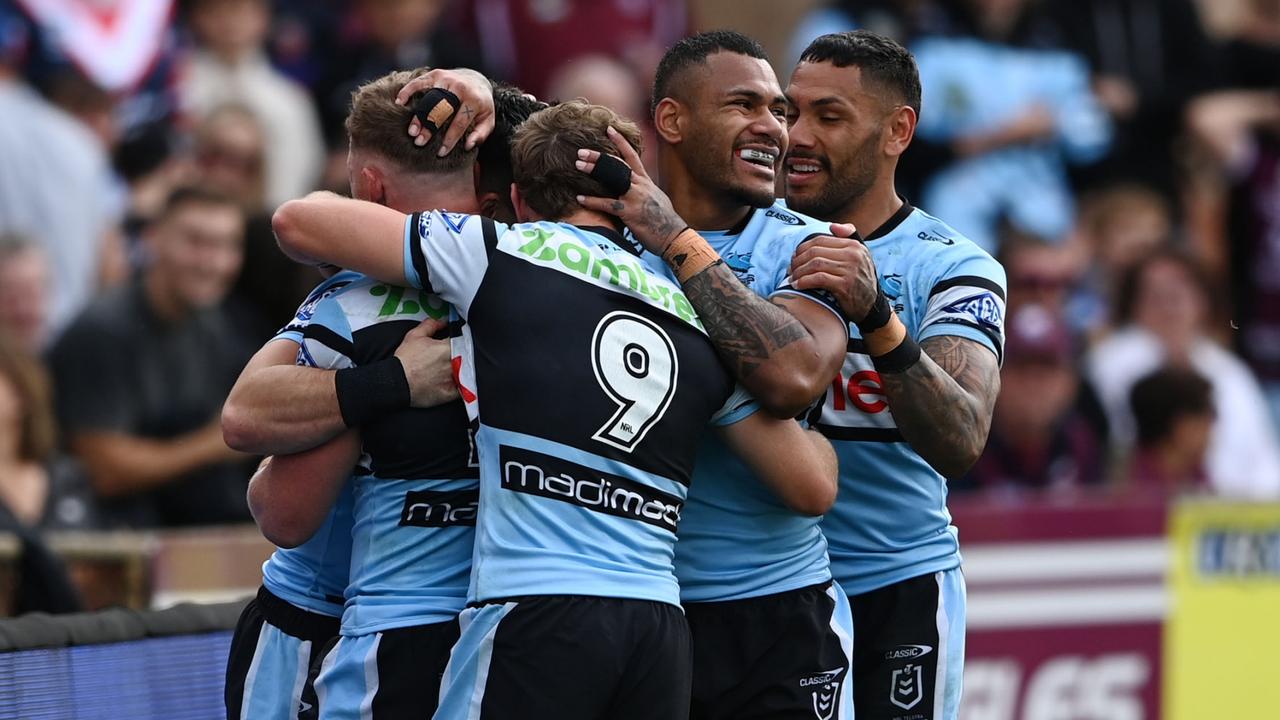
789 163 820 173
738 148 776 165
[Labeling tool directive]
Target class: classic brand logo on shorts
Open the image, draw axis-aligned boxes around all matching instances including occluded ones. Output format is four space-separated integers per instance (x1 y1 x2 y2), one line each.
399 488 479 527
801 667 845 720
499 446 682 532
885 644 933 661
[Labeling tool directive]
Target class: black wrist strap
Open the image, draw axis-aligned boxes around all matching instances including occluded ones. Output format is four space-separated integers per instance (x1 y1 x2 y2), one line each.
871 335 922 374
335 357 411 427
856 288 893 333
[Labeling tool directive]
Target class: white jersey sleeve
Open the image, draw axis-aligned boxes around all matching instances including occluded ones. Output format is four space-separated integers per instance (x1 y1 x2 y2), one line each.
917 254 1008 364
709 383 760 427
403 211 507 317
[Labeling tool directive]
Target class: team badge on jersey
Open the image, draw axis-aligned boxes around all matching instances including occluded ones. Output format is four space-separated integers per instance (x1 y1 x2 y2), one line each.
890 663 924 711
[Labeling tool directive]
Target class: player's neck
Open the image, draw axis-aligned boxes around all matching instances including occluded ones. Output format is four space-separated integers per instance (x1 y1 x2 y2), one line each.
391 173 476 214
834 180 903 239
658 153 752 231
556 207 619 229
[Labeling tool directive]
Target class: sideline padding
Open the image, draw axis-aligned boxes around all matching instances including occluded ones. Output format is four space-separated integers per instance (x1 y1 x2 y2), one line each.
0 600 249 719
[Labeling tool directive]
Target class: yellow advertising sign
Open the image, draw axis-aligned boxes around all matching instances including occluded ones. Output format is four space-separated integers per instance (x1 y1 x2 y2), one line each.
1165 500 1280 719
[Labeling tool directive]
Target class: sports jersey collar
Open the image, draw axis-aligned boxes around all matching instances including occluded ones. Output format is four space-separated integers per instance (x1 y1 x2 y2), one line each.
863 198 915 243
579 225 644 257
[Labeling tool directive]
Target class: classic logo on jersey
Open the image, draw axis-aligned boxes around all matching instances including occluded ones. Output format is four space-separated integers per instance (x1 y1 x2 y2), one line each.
800 667 846 720
766 208 803 226
890 663 924 710
499 446 683 532
917 230 955 245
885 644 933 661
400 488 479 527
941 291 1003 332
512 227 704 331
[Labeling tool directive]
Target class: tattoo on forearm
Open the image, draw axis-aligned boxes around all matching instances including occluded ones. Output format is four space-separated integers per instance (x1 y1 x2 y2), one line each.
682 263 809 379
879 336 1000 478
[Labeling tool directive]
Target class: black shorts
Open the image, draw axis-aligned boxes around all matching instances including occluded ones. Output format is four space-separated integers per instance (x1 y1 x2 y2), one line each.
435 595 692 720
311 618 461 719
848 569 966 720
225 585 340 720
685 581 854 720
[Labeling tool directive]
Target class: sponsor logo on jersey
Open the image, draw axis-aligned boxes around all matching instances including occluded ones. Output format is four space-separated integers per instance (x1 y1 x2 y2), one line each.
513 227 704 331
885 644 933 660
890 663 925 710
289 280 353 325
369 284 448 319
766 208 803 226
441 212 470 234
499 446 682 532
941 291 1003 331
800 667 846 720
399 488 479 527
917 230 955 245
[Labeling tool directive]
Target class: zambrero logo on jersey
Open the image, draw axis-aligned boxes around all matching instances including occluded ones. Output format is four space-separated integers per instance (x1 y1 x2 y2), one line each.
399 488 479 527
800 667 846 720
512 227 704 331
499 446 682 532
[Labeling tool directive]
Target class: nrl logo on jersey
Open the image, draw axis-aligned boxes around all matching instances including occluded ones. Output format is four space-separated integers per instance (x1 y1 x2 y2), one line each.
800 667 846 720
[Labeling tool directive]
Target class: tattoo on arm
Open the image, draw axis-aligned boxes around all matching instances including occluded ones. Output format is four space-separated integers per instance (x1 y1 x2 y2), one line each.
878 335 1001 479
682 263 810 379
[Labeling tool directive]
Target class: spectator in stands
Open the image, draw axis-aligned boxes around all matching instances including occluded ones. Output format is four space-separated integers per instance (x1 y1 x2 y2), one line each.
0 334 86 614
1128 366 1215 496
963 304 1105 496
183 0 325 209
1048 0 1212 198
450 0 686 99
0 233 49 356
315 0 482 148
192 105 316 343
47 187 255 528
546 54 656 170
0 7 125 345
1184 0 1280 424
1085 249 1280 499
1072 183 1174 335
908 0 1112 253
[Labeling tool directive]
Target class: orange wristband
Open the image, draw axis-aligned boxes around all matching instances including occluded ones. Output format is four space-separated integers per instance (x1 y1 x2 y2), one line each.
662 228 722 283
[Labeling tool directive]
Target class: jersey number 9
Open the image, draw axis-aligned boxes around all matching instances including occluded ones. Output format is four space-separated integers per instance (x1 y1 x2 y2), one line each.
590 311 679 452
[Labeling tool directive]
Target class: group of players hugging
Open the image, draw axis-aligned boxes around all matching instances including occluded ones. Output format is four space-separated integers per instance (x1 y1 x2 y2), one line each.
220 27 1006 720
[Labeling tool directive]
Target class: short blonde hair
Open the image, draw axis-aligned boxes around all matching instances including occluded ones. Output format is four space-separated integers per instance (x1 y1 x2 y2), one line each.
346 68 476 174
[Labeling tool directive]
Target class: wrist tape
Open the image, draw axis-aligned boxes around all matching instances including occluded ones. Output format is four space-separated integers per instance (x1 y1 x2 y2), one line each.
662 228 722 283
335 357 411 427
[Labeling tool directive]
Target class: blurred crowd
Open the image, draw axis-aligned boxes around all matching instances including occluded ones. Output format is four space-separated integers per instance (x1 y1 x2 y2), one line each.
0 0 1278 544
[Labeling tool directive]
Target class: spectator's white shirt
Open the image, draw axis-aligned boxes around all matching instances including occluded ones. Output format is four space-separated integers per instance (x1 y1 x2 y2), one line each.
183 50 325 209
0 79 121 342
1085 326 1280 499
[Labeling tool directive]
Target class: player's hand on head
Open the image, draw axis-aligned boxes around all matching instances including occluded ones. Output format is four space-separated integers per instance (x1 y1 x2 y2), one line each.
396 67 496 156
788 233 881 322
575 126 687 256
393 318 461 408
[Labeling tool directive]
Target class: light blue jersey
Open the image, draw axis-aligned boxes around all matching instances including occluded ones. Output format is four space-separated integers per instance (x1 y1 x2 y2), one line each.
290 271 479 634
258 272 363 618
403 212 756 608
660 201 847 602
815 202 1006 597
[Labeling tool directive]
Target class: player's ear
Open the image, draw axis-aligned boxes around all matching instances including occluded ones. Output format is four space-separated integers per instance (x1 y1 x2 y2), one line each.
361 166 387 206
884 105 916 159
653 97 684 145
509 183 530 222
